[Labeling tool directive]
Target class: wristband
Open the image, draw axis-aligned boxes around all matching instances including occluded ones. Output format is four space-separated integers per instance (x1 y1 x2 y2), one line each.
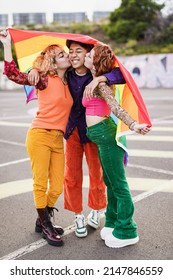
129 121 137 130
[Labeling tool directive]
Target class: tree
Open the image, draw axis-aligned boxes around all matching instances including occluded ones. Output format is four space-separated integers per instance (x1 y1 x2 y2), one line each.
105 0 164 42
144 12 173 44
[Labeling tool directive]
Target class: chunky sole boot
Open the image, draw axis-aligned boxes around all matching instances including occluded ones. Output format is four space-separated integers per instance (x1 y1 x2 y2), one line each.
35 217 64 235
37 208 64 247
42 224 64 247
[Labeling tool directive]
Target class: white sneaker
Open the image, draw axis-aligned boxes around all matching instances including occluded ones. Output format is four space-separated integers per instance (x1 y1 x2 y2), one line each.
100 227 114 240
87 210 100 229
75 214 87 237
105 233 139 248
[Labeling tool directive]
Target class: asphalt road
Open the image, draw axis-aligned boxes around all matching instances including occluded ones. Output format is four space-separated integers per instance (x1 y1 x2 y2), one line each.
0 88 173 275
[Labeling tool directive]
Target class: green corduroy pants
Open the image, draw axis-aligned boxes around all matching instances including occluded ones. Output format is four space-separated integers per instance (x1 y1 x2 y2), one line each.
86 117 138 239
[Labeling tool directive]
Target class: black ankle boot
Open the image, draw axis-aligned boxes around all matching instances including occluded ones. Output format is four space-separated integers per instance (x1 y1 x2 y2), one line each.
35 206 64 235
37 208 63 247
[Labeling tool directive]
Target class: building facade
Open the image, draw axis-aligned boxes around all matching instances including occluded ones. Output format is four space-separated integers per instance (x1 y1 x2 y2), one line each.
0 11 111 26
13 13 46 25
93 11 111 21
53 12 88 23
0 14 8 27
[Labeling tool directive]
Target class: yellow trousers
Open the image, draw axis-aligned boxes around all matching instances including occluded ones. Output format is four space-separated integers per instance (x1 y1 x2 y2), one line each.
26 128 64 208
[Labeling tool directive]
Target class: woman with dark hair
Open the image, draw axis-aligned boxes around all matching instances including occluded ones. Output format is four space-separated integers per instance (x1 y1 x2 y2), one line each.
83 42 150 248
27 39 127 239
0 30 73 247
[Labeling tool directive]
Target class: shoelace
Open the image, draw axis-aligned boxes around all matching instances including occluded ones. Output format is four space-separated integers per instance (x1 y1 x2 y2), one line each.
47 206 59 223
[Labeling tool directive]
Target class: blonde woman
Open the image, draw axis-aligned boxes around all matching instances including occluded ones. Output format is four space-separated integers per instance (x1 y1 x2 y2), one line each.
0 30 73 247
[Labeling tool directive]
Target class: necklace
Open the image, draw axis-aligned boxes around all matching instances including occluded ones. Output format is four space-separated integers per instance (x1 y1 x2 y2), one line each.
75 70 87 76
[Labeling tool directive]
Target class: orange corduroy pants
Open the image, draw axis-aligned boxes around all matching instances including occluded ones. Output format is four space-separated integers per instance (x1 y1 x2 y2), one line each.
26 128 64 208
64 127 106 213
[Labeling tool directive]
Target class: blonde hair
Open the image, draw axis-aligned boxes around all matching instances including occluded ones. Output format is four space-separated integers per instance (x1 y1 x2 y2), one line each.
33 44 64 76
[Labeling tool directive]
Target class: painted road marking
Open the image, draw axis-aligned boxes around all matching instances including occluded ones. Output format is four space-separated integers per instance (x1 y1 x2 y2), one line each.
129 149 173 158
1 179 172 260
0 121 30 127
0 158 29 168
127 135 173 142
0 177 172 200
128 163 173 176
0 139 26 147
151 126 173 132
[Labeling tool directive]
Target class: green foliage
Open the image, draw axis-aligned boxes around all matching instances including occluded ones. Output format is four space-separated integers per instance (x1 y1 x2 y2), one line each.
113 40 173 56
106 0 164 43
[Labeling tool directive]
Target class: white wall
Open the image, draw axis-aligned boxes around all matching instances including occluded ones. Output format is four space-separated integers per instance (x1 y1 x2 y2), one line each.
120 53 173 88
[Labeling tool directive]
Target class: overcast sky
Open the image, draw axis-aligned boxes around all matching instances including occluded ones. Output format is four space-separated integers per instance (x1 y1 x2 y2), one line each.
0 0 121 19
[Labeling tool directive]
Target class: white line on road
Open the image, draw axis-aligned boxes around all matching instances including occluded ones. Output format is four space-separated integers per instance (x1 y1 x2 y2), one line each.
153 114 173 121
128 163 173 176
0 139 25 147
0 121 30 127
0 158 29 168
1 176 173 200
127 135 173 142
1 179 172 260
151 126 173 132
129 149 173 158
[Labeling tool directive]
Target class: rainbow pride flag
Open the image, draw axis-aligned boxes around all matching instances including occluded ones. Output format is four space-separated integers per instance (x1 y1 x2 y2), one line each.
8 28 97 103
8 28 152 165
110 56 152 164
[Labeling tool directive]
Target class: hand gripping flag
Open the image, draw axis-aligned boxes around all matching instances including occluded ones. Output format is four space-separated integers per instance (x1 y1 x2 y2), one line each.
8 28 152 165
110 55 152 164
8 28 97 103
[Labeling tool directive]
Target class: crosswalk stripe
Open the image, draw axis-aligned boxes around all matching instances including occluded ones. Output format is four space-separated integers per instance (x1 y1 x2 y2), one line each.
0 139 26 146
151 126 173 132
0 158 29 168
0 121 30 127
127 135 173 141
129 149 173 158
0 177 172 200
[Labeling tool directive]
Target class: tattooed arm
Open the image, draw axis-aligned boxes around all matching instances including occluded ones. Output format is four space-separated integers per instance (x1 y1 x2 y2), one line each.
97 83 150 134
